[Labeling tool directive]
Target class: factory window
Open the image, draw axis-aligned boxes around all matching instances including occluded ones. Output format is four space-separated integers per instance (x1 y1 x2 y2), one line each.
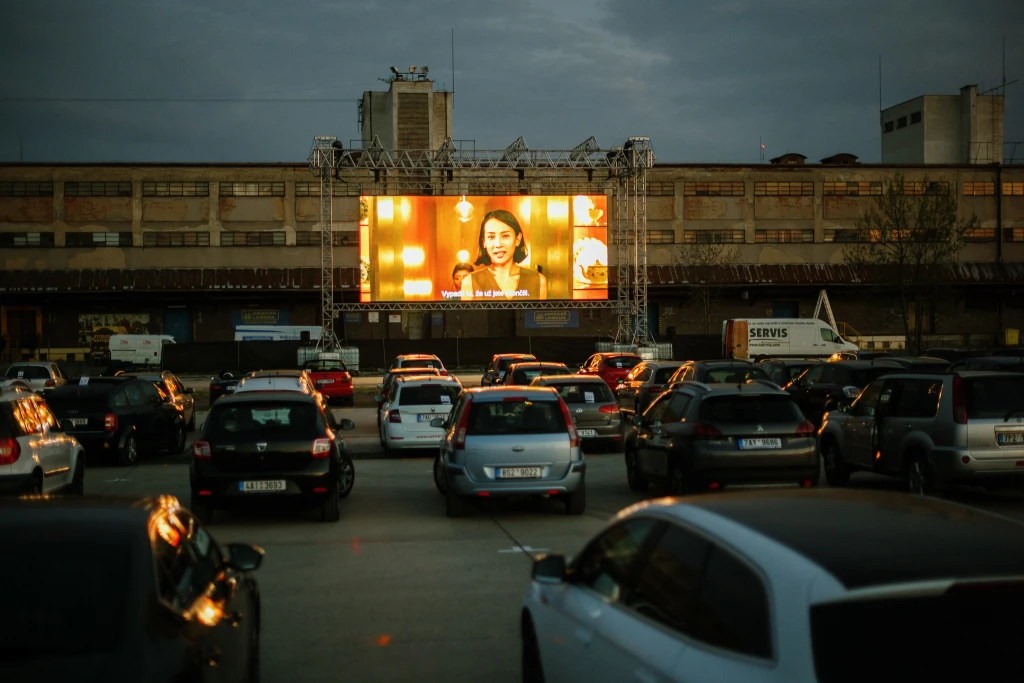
0 232 55 247
64 181 132 197
896 116 908 129
646 230 676 244
1005 229 1024 242
824 229 869 243
0 181 53 197
684 181 744 196
142 181 210 197
903 181 950 196
219 182 285 197
755 229 814 244
963 182 995 196
910 111 922 124
964 228 996 242
682 230 745 244
1003 182 1024 196
294 182 352 197
884 121 895 133
65 232 133 247
295 231 357 246
646 182 676 196
142 231 211 247
823 181 882 196
754 181 813 196
221 231 286 246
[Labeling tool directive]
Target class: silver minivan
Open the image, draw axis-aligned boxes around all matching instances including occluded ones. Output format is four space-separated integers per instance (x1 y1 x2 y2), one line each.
432 386 586 517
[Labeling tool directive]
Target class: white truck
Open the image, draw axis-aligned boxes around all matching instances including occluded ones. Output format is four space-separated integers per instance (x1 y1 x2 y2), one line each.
108 334 176 368
234 325 322 342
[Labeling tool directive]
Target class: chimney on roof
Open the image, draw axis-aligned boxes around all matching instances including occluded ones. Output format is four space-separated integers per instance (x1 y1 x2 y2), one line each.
769 153 806 165
820 153 860 165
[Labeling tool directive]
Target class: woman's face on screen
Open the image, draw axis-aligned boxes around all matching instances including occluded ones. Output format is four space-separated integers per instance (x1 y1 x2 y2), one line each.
483 218 520 266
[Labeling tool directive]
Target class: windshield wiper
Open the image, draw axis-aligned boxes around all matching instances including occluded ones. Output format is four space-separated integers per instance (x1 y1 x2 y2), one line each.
1004 408 1024 422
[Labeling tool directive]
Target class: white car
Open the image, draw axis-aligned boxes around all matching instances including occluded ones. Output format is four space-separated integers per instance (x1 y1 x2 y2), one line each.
233 370 317 396
521 489 1024 683
0 388 85 495
3 362 68 394
379 375 462 455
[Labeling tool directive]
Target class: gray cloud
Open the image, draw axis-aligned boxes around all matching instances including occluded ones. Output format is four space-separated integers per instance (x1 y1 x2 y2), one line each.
0 0 1020 162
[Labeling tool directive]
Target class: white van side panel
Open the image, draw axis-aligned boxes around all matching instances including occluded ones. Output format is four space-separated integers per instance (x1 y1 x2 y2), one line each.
725 319 858 359
109 335 174 366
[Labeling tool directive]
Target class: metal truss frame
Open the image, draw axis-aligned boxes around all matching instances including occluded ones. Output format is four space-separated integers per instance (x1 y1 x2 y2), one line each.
333 300 620 312
308 136 344 350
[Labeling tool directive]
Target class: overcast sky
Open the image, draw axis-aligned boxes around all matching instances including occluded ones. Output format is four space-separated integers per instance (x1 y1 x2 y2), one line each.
1 0 1020 163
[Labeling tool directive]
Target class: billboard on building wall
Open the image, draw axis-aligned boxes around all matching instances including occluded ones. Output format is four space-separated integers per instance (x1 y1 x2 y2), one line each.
358 195 609 303
78 313 151 357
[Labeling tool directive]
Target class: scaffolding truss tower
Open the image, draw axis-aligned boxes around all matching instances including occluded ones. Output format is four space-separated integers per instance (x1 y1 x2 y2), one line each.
308 136 344 351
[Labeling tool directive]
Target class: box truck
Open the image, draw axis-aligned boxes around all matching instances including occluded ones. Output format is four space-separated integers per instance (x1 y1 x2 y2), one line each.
722 318 858 360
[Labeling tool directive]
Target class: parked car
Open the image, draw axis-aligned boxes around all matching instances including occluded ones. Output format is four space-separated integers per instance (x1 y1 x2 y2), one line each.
531 375 622 452
303 357 354 406
0 387 85 495
3 361 68 394
190 391 355 523
480 353 537 386
501 362 573 386
756 358 817 387
388 353 449 376
47 377 187 465
520 488 1024 683
826 350 894 361
375 367 442 428
0 378 33 393
625 382 817 494
784 360 904 426
208 369 251 404
378 375 463 455
119 370 197 432
947 355 1024 372
667 360 775 388
615 361 685 418
820 370 1024 495
432 386 585 517
578 352 643 390
0 495 263 683
867 356 951 373
233 369 317 396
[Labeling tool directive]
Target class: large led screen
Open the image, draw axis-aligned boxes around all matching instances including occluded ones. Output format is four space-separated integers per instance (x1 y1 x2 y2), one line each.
358 195 608 302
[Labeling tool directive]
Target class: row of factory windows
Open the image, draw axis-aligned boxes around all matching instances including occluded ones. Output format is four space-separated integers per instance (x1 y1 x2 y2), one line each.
4 180 1022 199
883 111 923 133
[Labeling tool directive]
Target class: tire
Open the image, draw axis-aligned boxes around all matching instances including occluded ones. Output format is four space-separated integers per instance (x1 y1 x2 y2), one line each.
822 440 851 487
30 471 43 496
118 433 138 466
907 451 944 497
446 490 468 518
669 463 689 496
321 486 341 522
337 456 355 498
625 448 648 492
521 615 546 683
564 481 586 516
433 456 448 495
192 499 214 524
65 455 85 495
168 422 187 455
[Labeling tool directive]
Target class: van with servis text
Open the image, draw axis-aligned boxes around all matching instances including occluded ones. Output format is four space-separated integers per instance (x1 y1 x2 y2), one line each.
722 318 859 360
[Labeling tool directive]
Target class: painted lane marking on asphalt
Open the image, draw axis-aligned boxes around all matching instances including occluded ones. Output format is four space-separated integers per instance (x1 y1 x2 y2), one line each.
105 478 132 483
498 545 548 554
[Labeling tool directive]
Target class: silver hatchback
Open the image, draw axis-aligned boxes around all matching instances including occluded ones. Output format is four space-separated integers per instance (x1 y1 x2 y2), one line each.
432 386 586 517
530 375 623 452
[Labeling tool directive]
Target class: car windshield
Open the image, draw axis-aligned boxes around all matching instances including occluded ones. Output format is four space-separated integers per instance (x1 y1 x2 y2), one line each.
467 399 566 435
546 381 613 404
396 384 461 406
705 366 771 383
4 365 50 380
205 402 319 439
698 395 803 423
498 356 535 371
603 356 642 370
965 376 1024 419
0 532 130 655
513 366 571 383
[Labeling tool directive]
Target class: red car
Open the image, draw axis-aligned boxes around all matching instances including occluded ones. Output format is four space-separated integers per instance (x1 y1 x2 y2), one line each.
578 352 643 390
303 359 354 406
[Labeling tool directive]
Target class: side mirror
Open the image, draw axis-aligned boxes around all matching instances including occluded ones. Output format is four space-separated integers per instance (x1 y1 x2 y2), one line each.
616 378 625 385
339 418 355 431
531 553 566 584
631 415 644 427
430 418 445 428
225 543 264 572
373 395 384 403
185 387 195 395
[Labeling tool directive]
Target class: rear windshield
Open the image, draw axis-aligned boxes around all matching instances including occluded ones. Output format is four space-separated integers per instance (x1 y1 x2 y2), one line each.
547 382 613 404
512 366 571 383
402 359 442 369
654 366 681 383
396 384 461 406
205 402 320 439
0 404 13 438
698 395 804 423
966 376 1024 419
306 360 348 372
811 589 1024 682
705 366 771 384
498 356 535 371
467 399 566 435
850 367 899 387
603 356 642 370
48 381 120 401
4 365 50 380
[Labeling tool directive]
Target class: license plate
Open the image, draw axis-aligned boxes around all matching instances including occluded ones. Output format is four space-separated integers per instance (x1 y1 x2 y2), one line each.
418 414 438 422
317 379 334 384
239 480 286 492
498 467 542 479
67 418 88 427
998 432 1024 445
578 429 598 437
738 438 782 450
225 386 235 392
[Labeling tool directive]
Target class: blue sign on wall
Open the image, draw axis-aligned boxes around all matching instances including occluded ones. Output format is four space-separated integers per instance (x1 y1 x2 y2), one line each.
525 310 579 329
431 313 444 326
343 312 362 324
231 309 289 327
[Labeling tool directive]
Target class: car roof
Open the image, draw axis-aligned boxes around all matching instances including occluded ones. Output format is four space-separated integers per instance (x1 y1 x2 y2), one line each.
692 359 752 366
533 374 609 384
494 353 536 359
677 382 784 396
0 495 177 531
388 367 440 374
763 359 817 365
396 375 460 384
215 390 318 405
250 369 305 377
119 371 167 379
826 359 907 369
397 354 441 361
598 352 641 358
669 489 1024 590
465 386 559 401
510 362 568 368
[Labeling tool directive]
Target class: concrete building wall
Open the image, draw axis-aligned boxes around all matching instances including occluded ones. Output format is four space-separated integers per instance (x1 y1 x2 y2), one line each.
883 87 1005 164
881 97 926 163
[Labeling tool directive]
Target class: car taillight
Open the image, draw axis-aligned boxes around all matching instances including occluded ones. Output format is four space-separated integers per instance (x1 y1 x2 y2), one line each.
0 438 21 465
454 397 472 450
952 374 967 424
599 404 619 414
440 369 449 376
341 375 351 384
312 438 332 458
388 409 402 424
193 441 212 460
104 414 118 431
557 397 579 447
44 379 55 388
695 422 723 439
795 421 816 436
842 385 861 399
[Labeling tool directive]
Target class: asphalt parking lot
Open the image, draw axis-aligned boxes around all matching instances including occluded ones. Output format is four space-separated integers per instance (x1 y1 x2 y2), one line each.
82 404 1024 683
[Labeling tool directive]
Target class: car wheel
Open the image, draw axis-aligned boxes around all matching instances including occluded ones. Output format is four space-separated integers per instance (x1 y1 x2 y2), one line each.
433 456 448 495
822 440 851 487
118 433 138 466
192 499 214 524
65 455 85 495
669 463 689 495
446 490 468 518
521 615 546 683
30 472 43 496
907 451 944 497
564 480 586 516
625 448 648 492
338 456 355 498
169 422 186 455
321 486 341 522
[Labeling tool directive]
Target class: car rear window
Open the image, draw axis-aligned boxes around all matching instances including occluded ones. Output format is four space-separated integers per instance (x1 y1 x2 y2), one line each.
966 376 1024 419
698 395 804 423
396 384 461 406
402 359 441 369
603 356 642 370
705 366 771 383
306 361 348 372
466 399 566 435
850 367 899 387
0 403 15 438
205 402 320 439
4 365 51 380
653 366 681 383
513 366 571 383
547 382 613 404
48 380 120 401
499 356 535 371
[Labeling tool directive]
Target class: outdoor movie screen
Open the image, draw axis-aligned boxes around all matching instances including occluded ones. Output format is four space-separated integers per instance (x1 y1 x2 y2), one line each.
357 195 609 303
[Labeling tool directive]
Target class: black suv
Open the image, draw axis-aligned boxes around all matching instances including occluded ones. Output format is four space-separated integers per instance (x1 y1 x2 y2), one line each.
758 359 817 387
785 360 904 426
667 360 774 387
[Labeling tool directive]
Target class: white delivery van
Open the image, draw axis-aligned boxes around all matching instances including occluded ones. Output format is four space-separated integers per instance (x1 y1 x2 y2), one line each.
109 334 176 367
722 318 858 360
234 325 322 341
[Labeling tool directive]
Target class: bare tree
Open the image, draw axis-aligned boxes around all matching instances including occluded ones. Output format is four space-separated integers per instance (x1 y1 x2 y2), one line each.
676 240 741 335
843 173 977 354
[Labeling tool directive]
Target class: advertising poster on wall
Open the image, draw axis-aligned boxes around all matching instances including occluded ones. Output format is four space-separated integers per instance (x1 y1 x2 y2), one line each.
78 313 151 357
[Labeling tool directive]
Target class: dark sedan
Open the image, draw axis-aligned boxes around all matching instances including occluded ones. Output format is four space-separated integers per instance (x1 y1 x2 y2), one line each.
209 370 252 405
0 495 262 683
190 391 355 523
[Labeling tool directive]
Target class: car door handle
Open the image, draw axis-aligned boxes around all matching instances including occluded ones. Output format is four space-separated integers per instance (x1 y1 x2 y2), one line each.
574 627 593 647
